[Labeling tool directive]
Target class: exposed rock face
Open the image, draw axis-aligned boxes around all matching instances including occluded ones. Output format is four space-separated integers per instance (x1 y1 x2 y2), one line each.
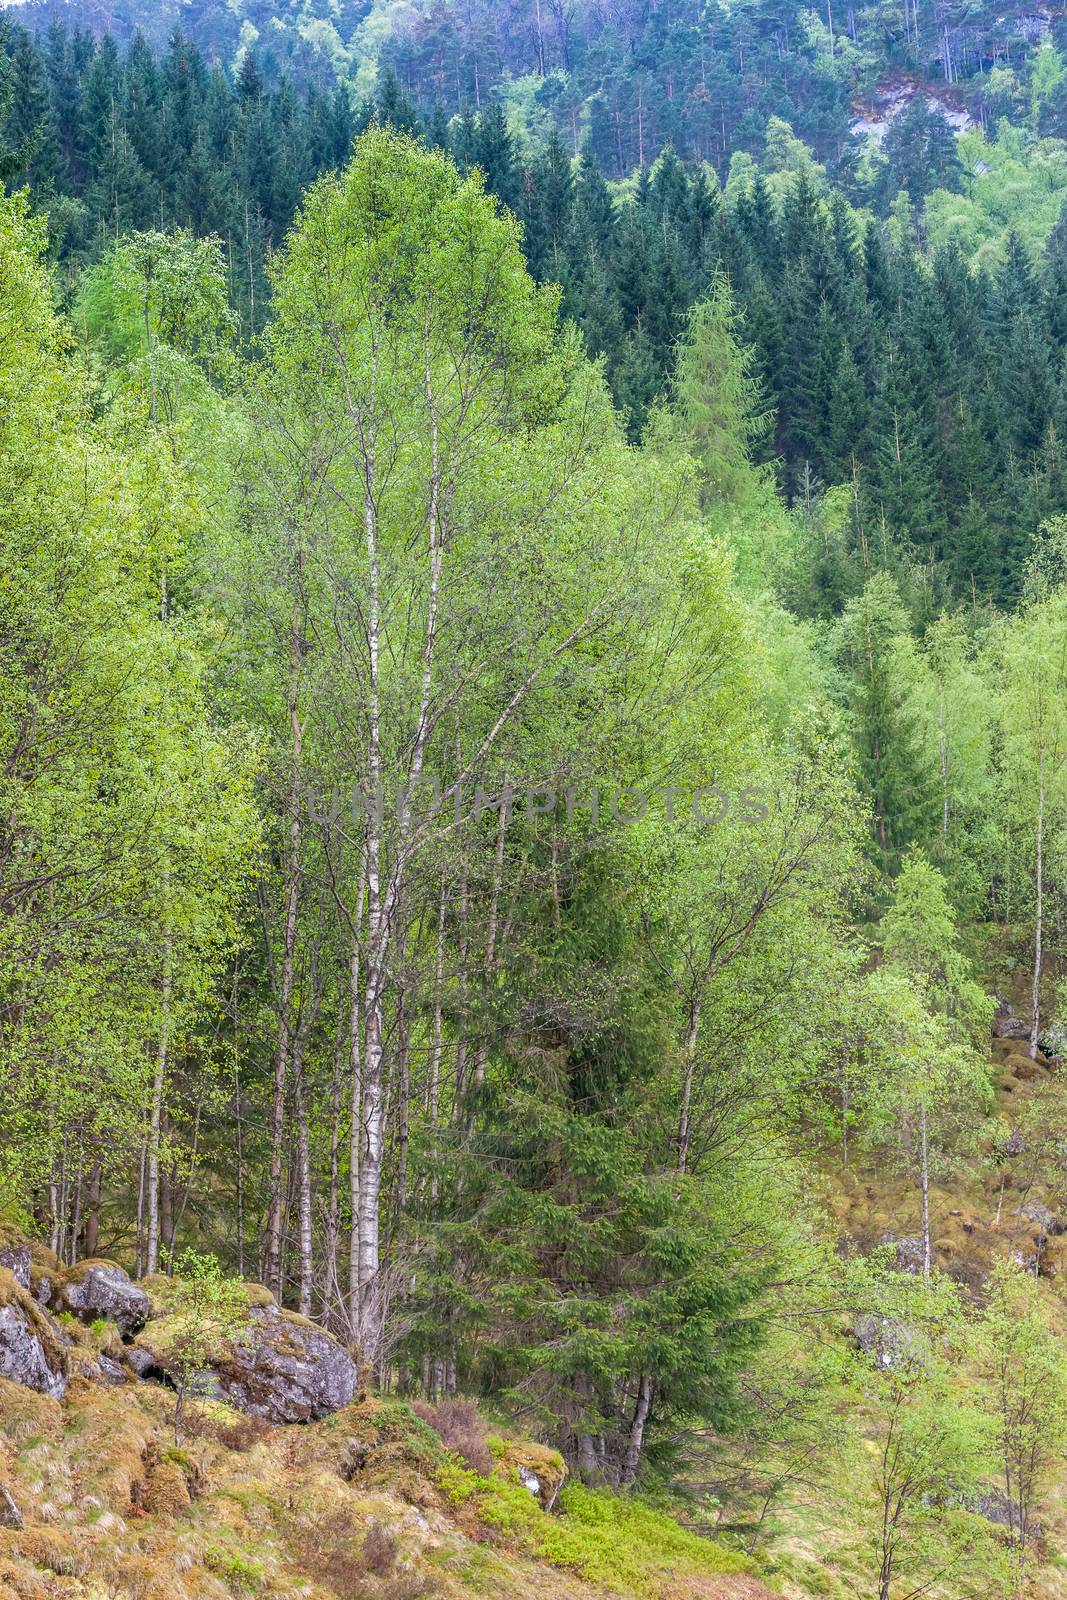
1021 1202 1061 1235
130 1300 357 1422
0 1485 23 1530
0 1270 67 1401
993 999 1032 1040
124 1345 156 1379
0 1243 357 1424
497 1440 567 1511
0 1245 31 1290
95 1354 129 1386
214 1306 358 1422
62 1263 150 1337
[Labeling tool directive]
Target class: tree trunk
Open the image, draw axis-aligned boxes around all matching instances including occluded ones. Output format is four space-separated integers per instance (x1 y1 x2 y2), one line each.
1030 741 1045 1059
324 1019 343 1317
938 685 949 837
266 595 305 1298
619 1376 652 1485
347 877 366 1321
471 783 509 1095
146 918 172 1276
84 1155 101 1260
676 998 702 1174
293 1037 314 1318
919 1103 931 1283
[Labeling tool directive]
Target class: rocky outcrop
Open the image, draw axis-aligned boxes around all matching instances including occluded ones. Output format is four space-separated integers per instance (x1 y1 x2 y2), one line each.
879 1232 924 1274
853 1313 917 1370
61 1262 150 1337
0 1239 357 1424
500 1441 567 1511
1020 1201 1061 1236
0 1268 67 1401
0 1485 23 1530
129 1296 358 1423
213 1305 358 1422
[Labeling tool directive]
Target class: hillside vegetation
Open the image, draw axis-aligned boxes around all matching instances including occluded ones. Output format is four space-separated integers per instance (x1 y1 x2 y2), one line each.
4 2 1067 1594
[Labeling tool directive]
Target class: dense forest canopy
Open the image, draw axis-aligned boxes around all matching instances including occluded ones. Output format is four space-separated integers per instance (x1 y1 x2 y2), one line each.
6 16 1067 606
3 3 1067 1597
5 0 1067 169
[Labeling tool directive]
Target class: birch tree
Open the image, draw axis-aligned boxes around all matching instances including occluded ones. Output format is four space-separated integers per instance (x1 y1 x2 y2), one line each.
997 594 1067 1057
243 128 700 1369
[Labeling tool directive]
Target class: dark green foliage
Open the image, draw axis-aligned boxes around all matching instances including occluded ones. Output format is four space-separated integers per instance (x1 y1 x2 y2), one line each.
410 858 772 1480
6 20 1067 599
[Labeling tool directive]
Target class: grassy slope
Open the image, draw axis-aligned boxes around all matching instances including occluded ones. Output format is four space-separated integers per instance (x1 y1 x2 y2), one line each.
0 1378 769 1600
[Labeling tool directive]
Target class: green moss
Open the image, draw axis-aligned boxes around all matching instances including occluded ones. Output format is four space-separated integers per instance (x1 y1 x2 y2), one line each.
206 1546 265 1594
329 1396 446 1467
62 1258 122 1282
437 1462 752 1596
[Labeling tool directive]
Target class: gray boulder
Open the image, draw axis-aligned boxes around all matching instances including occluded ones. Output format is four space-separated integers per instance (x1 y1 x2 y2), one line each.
63 1263 150 1337
854 1313 918 1371
214 1305 358 1423
1021 1202 1061 1235
125 1345 157 1379
875 1231 925 1274
0 1245 31 1290
0 1485 23 1530
993 999 1032 1040
0 1285 67 1401
96 1354 129 1386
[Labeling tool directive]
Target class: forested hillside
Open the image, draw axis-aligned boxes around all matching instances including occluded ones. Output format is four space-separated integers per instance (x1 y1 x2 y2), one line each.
6 19 1067 602
3 4 1067 1598
5 0 1067 169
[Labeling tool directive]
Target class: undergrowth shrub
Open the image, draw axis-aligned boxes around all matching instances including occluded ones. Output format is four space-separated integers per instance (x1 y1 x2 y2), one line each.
206 1547 265 1595
437 1463 752 1597
215 1413 273 1452
412 1398 492 1474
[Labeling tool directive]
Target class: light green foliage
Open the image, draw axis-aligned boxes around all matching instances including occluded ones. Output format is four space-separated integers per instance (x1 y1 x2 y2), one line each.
993 590 1067 1046
844 1261 1007 1600
973 1260 1067 1563
834 573 939 859
878 847 991 1039
439 1463 752 1594
0 191 257 1215
922 126 1067 264
164 1247 249 1443
857 855 993 1274
9 90 1067 1600
909 614 996 910
664 275 794 588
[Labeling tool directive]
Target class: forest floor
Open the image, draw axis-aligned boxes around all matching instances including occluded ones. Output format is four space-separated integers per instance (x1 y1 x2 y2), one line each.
0 1372 774 1600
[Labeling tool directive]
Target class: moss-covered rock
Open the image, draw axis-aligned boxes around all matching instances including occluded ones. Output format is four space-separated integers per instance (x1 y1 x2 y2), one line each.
495 1439 567 1510
132 1296 357 1423
0 1270 67 1402
59 1260 150 1336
